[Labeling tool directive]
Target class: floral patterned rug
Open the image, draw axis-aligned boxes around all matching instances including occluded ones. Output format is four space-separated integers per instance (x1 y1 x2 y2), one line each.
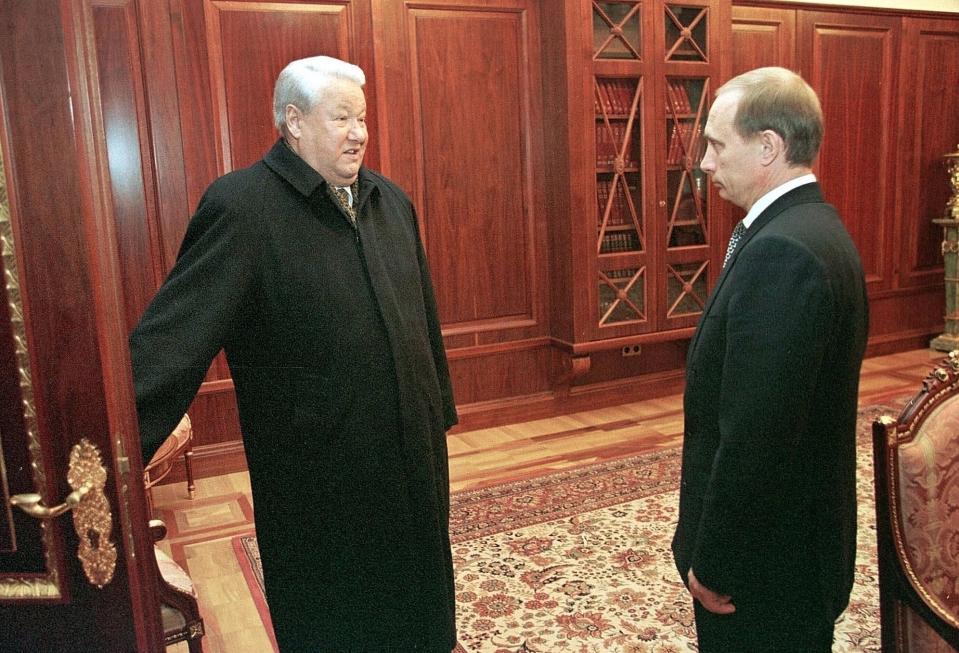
447 402 901 653
236 402 904 653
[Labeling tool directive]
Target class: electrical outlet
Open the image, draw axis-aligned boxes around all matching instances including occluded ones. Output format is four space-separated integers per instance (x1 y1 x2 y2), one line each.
621 344 642 357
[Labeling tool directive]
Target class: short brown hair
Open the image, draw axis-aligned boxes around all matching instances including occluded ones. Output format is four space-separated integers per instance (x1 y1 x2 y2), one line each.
716 67 823 166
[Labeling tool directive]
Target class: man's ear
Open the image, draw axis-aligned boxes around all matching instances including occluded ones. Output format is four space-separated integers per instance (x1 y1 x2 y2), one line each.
758 129 785 166
285 104 302 139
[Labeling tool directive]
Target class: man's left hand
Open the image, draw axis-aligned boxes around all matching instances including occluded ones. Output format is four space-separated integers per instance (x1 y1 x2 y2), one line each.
688 568 736 614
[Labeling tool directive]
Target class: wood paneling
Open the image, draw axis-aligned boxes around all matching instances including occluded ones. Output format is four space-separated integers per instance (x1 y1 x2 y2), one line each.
799 10 899 292
205 2 355 171
723 7 800 256
403 2 546 341
896 17 959 287
90 2 159 333
28 0 953 486
731 6 795 75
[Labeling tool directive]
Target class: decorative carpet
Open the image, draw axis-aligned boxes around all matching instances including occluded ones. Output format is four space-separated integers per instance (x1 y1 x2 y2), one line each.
233 402 902 653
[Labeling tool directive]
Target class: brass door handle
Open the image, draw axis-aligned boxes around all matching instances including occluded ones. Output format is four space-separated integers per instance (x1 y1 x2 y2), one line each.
10 483 93 519
7 439 117 587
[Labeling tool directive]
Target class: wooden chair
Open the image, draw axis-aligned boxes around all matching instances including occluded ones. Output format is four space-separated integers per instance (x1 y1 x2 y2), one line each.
150 519 205 652
144 413 205 651
144 413 195 516
872 351 959 652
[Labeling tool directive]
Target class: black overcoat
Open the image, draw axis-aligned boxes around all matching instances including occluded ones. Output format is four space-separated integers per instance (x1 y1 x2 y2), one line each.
672 183 869 627
131 139 458 651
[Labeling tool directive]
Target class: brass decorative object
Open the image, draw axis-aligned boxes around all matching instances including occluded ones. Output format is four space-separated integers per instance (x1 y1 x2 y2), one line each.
0 150 64 600
9 439 117 588
68 439 116 588
931 145 959 351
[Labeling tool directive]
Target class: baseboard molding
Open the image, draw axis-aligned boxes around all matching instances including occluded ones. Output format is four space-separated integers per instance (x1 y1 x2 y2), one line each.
452 367 687 432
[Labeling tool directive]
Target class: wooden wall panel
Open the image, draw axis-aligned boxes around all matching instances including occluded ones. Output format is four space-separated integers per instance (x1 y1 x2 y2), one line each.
72 0 956 482
722 7 798 268
205 1 355 171
731 6 796 75
449 344 553 407
89 2 159 334
405 3 545 342
799 11 899 291
896 17 959 288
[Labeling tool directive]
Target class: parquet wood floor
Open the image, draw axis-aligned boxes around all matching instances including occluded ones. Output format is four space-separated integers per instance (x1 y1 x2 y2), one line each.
154 346 943 652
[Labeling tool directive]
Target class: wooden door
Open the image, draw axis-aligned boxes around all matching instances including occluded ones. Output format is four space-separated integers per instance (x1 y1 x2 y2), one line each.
0 1 160 650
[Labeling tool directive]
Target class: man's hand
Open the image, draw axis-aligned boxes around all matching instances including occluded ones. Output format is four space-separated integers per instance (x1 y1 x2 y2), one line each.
688 568 736 614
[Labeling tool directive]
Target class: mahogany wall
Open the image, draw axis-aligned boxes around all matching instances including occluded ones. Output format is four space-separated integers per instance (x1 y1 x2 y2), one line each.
734 2 959 353
44 0 959 480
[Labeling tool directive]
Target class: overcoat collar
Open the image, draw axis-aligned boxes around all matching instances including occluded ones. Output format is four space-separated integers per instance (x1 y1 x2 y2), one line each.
262 137 376 208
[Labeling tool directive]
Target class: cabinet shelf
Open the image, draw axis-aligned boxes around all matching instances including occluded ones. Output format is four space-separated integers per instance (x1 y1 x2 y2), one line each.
579 0 722 341
596 165 641 174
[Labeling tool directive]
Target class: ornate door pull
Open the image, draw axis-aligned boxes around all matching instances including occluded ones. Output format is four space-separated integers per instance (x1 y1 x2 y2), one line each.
9 439 117 588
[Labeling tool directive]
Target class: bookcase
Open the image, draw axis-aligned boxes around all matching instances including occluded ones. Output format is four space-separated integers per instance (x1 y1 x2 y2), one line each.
583 0 727 344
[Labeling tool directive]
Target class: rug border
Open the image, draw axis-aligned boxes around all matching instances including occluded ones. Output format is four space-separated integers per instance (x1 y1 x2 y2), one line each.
232 531 279 653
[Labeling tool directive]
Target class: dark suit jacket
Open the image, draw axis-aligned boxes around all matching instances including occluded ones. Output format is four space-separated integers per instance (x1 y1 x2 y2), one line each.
672 182 868 620
130 139 458 650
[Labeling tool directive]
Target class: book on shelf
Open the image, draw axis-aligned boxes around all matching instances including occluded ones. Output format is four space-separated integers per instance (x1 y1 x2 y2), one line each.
596 78 638 116
617 79 636 114
596 122 639 168
596 80 612 116
666 121 703 166
597 179 611 222
615 183 637 226
665 79 692 113
600 230 639 254
604 268 638 282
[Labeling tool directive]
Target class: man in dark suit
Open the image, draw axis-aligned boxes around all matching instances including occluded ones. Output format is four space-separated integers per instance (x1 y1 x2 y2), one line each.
130 56 458 651
671 67 869 652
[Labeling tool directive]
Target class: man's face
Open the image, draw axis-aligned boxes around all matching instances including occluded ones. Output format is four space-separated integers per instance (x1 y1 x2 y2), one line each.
290 78 367 186
699 92 763 211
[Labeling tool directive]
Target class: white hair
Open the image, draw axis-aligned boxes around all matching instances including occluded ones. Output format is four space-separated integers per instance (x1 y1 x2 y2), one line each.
272 56 366 132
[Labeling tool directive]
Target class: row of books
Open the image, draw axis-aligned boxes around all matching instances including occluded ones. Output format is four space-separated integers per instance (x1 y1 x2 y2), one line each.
665 79 693 113
593 78 697 117
596 122 639 167
602 268 640 282
596 179 639 226
599 230 641 254
666 121 704 166
594 79 637 115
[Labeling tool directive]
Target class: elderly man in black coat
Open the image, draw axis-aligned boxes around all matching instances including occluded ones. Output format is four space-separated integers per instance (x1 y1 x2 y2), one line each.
131 55 458 652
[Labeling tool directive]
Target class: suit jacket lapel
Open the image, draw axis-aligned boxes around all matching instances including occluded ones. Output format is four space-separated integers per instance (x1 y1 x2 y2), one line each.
689 182 825 356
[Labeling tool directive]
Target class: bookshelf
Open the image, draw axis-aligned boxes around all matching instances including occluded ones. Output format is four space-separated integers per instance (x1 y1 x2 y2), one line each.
587 0 726 340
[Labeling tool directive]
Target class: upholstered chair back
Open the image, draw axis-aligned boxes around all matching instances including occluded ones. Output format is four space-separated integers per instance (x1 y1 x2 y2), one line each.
873 351 959 652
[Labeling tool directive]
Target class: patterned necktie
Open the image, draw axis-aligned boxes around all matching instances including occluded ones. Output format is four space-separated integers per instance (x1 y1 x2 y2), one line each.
723 220 747 268
327 184 356 225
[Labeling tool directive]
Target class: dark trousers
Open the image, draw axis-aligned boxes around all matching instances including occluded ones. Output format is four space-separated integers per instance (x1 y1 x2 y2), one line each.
693 598 835 652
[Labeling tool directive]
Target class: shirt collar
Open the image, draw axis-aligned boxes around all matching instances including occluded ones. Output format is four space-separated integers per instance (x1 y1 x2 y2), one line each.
742 173 817 229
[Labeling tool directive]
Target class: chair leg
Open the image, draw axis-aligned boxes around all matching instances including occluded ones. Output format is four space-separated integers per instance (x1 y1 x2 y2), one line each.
184 448 196 499
145 471 155 517
187 634 204 653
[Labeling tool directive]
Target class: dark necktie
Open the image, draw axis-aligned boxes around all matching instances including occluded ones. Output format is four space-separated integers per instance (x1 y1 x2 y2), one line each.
723 221 747 268
327 185 356 225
